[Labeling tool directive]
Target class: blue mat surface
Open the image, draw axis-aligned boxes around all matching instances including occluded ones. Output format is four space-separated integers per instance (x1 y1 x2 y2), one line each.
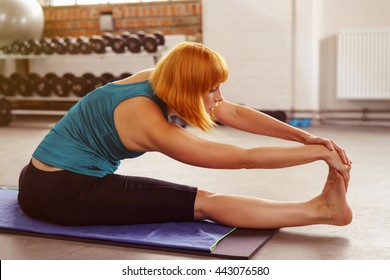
0 189 235 252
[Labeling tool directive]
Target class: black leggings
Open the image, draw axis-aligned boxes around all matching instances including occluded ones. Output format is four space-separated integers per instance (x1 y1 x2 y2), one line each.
18 161 197 226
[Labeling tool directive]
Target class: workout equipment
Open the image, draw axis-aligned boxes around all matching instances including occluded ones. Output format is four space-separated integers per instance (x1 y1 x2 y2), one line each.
111 35 126 53
101 72 116 83
18 42 31 56
10 73 31 97
289 118 311 127
52 76 70 97
28 73 50 97
88 76 106 91
81 73 106 91
11 42 21 54
117 72 133 80
89 35 106 54
65 37 80 55
44 73 60 96
40 38 56 55
0 75 14 97
262 110 287 123
153 31 165 46
142 34 159 53
63 73 79 96
0 189 277 259
78 36 93 54
0 0 44 47
121 32 142 53
70 77 89 97
63 73 77 89
1 72 113 98
1 30 165 55
51 37 67 55
0 99 12 126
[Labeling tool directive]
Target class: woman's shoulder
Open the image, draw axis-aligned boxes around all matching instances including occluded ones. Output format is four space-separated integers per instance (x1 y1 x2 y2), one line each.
112 68 154 85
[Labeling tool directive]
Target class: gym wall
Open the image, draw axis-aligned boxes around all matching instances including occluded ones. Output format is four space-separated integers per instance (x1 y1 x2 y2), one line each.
203 0 293 111
42 0 202 41
203 0 390 124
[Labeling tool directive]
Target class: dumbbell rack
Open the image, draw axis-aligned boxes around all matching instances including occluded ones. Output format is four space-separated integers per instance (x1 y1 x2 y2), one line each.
0 46 167 126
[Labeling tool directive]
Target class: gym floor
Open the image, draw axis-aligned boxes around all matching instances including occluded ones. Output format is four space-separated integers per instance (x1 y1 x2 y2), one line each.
0 115 389 260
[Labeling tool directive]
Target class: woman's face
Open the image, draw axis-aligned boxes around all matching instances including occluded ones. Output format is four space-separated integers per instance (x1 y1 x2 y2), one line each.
203 85 223 114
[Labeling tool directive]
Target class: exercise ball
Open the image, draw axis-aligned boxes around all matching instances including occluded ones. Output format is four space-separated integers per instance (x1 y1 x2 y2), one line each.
0 0 44 47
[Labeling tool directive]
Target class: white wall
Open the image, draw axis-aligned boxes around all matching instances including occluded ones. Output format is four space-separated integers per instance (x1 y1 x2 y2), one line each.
203 0 390 116
203 0 293 110
316 0 390 111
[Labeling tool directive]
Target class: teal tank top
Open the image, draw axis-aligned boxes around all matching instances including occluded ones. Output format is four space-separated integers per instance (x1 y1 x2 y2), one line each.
32 80 167 177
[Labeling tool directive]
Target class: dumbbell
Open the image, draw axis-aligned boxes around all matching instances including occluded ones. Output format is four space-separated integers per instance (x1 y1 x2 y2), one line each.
132 31 158 53
63 73 76 87
134 31 159 53
0 74 15 97
52 76 70 97
44 73 59 96
142 34 159 53
45 73 71 97
70 77 89 97
29 39 43 55
1 44 13 54
101 72 116 83
40 38 56 55
89 35 106 54
101 32 123 53
153 31 165 46
18 41 33 55
9 73 32 97
45 73 69 97
102 32 127 53
44 73 70 97
111 35 126 53
78 36 93 54
62 72 89 97
10 41 22 54
82 73 106 92
51 37 67 55
101 32 114 47
18 39 42 55
136 31 146 41
28 73 51 97
63 73 84 97
117 72 132 80
121 32 142 53
64 37 80 54
0 98 12 127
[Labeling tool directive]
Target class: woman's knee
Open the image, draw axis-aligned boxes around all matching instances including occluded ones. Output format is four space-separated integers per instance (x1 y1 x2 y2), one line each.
194 189 215 220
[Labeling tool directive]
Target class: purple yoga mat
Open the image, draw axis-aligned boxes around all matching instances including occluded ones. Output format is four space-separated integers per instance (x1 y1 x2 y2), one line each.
0 189 235 252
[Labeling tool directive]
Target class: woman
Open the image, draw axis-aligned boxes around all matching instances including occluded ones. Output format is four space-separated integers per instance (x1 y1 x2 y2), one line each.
18 42 352 229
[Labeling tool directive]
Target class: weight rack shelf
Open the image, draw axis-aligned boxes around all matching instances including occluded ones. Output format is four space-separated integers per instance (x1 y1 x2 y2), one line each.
0 46 167 126
0 45 167 61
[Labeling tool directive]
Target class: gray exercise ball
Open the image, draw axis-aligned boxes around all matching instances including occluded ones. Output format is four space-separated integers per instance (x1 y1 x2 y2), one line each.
0 0 44 47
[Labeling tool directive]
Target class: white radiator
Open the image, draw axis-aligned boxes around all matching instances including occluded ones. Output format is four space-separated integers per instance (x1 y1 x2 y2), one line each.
337 28 390 100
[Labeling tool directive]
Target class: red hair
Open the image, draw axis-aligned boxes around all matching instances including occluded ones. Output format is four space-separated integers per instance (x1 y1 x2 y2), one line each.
150 42 228 131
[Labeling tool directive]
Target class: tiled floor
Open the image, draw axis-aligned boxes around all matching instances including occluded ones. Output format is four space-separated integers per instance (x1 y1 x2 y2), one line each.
1 115 389 259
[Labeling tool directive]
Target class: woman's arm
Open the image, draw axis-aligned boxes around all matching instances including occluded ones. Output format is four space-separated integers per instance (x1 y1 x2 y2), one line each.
213 100 352 165
149 113 350 186
115 98 350 185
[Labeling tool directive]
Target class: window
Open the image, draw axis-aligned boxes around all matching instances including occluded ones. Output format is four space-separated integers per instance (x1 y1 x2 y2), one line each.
45 0 172 6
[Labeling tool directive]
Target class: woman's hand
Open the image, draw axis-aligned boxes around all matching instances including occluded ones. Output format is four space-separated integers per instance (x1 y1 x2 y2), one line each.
322 147 352 190
304 135 352 165
304 135 352 189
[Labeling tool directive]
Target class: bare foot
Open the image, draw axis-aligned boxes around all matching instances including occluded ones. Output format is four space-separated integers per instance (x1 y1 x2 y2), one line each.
318 170 353 226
